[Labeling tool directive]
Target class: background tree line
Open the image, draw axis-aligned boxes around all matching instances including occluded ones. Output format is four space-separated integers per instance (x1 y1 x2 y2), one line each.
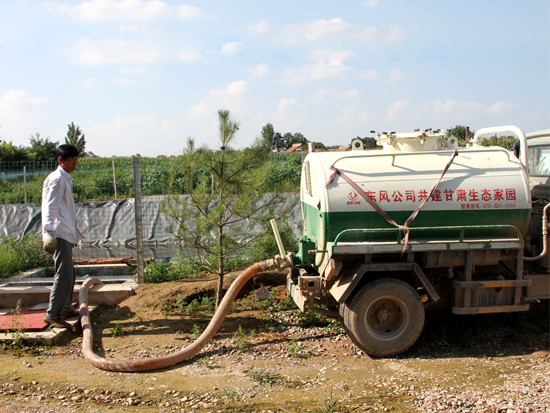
0 122 90 162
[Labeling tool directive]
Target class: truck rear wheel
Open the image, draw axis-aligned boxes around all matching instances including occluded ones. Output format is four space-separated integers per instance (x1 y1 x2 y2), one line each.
340 278 425 357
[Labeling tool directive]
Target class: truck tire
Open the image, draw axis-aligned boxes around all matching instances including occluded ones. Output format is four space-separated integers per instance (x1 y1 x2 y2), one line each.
340 278 425 357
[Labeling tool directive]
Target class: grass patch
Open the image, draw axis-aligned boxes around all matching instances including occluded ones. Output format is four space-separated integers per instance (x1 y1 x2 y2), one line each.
178 295 216 316
0 235 53 279
245 367 284 386
111 322 124 338
233 325 252 350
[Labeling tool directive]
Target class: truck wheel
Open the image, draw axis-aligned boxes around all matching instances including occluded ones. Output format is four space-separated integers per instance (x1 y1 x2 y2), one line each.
340 278 425 357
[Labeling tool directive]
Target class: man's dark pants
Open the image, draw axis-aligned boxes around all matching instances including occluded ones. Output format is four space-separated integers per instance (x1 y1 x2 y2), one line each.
46 238 76 319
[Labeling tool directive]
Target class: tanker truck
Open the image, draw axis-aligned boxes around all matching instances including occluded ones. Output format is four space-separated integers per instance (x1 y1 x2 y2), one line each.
285 125 550 357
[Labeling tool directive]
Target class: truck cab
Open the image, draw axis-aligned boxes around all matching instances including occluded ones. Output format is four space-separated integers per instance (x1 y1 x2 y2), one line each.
526 129 550 198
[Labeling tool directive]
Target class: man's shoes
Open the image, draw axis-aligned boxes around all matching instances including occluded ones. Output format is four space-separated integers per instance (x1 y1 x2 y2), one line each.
43 316 72 329
61 310 80 318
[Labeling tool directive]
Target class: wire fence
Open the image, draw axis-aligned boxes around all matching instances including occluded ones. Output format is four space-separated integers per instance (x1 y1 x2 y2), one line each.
0 154 303 285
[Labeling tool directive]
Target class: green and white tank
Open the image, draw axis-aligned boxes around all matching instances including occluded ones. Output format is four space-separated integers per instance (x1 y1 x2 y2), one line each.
300 131 531 266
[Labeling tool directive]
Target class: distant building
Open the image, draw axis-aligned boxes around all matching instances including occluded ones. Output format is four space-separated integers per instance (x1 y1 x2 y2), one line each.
327 145 351 152
284 143 307 153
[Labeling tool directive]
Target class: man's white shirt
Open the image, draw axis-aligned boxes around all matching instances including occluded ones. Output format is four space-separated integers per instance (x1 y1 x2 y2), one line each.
42 166 84 244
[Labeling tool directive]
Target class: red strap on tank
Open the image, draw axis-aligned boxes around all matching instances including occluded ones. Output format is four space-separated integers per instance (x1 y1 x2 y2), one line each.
326 150 458 254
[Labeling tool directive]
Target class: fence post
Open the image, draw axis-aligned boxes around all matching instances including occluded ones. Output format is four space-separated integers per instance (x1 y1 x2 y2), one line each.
23 166 27 204
112 160 118 199
133 156 144 284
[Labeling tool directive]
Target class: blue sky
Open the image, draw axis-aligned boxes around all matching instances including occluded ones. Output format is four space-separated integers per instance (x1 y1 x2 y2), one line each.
1 0 548 157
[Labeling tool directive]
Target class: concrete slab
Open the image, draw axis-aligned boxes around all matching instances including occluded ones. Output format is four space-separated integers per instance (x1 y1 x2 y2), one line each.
0 282 135 309
0 306 98 345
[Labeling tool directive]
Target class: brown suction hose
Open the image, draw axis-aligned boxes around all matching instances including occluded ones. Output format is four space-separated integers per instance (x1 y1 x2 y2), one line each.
79 259 278 372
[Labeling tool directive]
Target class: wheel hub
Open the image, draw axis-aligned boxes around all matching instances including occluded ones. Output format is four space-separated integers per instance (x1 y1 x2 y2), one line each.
375 307 391 322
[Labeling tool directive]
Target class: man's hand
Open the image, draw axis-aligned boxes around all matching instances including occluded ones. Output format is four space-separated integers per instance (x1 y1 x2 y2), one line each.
43 233 57 254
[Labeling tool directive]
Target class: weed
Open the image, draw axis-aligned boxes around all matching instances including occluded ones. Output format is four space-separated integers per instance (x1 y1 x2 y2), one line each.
1 300 28 356
142 299 150 307
191 324 202 340
276 387 340 413
233 325 251 350
245 368 283 387
241 291 271 311
161 303 170 316
323 320 342 335
316 387 339 413
299 310 329 328
196 357 210 368
287 334 301 357
111 322 124 338
268 297 297 314
179 295 215 316
220 389 240 402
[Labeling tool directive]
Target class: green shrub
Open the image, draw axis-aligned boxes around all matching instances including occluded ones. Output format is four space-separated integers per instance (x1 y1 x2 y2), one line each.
178 295 216 315
247 222 297 262
0 243 19 278
0 235 53 279
143 258 202 283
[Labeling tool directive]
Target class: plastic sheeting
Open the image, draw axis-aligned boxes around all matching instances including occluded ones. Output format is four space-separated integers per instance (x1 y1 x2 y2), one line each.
1 194 302 252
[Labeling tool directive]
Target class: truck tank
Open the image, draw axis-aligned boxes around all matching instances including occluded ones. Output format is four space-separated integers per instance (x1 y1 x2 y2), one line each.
300 131 531 267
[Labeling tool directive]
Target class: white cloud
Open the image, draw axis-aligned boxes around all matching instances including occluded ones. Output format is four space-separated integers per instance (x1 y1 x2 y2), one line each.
67 38 171 65
334 105 357 123
281 49 356 85
89 114 157 156
205 41 245 56
219 41 244 56
487 100 515 115
0 90 46 123
359 69 379 79
312 88 362 105
189 80 252 120
119 22 149 31
176 4 201 19
388 67 407 82
384 24 408 43
337 89 363 100
248 63 270 78
312 88 333 105
278 18 377 45
360 110 382 124
385 100 411 122
82 77 103 88
363 0 379 6
43 0 201 22
119 65 149 75
385 99 490 127
247 20 270 36
272 98 302 129
431 100 484 119
111 76 141 86
0 90 48 143
178 51 201 62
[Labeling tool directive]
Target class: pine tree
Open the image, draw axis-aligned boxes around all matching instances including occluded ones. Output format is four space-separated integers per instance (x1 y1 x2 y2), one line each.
162 110 294 307
65 122 87 156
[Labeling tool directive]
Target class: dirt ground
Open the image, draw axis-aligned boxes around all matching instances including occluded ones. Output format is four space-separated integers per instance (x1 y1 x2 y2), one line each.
0 270 549 413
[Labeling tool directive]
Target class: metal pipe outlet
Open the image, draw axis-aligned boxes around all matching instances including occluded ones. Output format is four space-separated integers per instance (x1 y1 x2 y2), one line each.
524 203 550 261
80 259 279 372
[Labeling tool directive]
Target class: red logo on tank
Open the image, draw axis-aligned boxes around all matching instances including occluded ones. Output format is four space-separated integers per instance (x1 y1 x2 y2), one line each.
347 191 360 205
348 190 358 201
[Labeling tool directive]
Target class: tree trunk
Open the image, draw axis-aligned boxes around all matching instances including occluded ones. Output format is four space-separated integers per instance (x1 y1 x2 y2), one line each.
216 225 224 308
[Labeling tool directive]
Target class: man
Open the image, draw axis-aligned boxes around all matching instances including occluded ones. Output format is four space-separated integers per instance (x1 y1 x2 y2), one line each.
42 144 84 328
